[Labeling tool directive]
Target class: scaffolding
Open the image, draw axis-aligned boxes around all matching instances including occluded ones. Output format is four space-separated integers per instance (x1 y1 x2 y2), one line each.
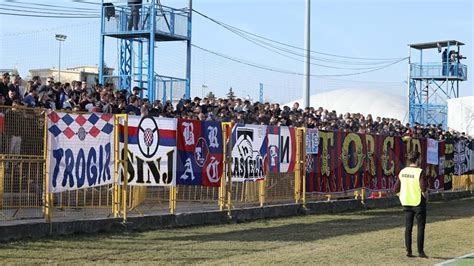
408 40 468 128
98 0 192 102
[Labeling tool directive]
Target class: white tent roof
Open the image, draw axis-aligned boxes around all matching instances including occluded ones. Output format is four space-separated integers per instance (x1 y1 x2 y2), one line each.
448 96 474 136
285 88 408 123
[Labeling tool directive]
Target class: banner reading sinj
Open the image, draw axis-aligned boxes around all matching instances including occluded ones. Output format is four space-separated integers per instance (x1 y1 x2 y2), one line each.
231 124 268 182
119 116 177 186
47 111 115 193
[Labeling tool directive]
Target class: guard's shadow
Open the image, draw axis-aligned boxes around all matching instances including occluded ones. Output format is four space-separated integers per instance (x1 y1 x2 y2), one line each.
155 198 474 243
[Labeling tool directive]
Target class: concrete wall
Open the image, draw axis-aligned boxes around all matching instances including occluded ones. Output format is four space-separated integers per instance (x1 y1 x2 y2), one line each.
0 191 471 243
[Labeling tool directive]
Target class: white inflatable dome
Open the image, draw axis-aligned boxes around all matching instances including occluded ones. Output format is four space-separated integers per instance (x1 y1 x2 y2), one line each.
284 88 408 123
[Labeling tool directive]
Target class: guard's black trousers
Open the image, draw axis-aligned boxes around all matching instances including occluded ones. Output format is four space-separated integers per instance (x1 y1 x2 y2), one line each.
403 198 427 254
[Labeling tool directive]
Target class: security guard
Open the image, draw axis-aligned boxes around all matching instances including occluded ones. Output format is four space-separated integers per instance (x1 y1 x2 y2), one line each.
393 151 428 258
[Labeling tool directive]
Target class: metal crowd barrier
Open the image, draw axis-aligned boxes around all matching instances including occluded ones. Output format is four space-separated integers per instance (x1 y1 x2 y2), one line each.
0 105 472 224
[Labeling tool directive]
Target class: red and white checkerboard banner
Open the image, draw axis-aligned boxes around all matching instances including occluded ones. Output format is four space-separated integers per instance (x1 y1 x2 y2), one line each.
47 111 115 193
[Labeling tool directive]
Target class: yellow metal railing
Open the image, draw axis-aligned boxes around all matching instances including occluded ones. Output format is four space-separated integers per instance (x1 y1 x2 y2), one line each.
1 105 472 225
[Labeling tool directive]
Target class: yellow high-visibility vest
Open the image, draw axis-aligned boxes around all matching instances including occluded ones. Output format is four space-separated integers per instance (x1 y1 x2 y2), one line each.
398 167 422 206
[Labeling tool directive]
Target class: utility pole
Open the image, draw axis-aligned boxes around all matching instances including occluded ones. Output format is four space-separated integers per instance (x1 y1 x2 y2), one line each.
303 0 311 108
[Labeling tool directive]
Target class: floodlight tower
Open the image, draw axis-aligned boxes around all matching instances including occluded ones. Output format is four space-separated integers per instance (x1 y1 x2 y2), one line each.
99 0 192 101
408 40 467 128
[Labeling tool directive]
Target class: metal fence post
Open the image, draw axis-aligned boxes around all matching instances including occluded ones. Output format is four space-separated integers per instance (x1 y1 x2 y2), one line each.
259 179 265 207
169 186 177 214
42 110 52 222
294 128 301 203
219 123 231 211
301 128 306 205
113 115 121 218
225 123 233 218
121 114 129 223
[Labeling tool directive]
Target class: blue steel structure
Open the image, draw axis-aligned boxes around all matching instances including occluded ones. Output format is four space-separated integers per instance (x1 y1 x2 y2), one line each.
99 0 192 102
259 83 264 103
408 40 467 128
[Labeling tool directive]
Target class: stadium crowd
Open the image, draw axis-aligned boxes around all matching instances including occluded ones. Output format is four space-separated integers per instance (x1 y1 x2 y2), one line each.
0 72 470 141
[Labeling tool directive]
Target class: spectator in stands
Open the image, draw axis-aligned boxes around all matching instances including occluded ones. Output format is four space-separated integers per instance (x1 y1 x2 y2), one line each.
37 91 54 109
149 100 162 116
23 86 38 108
39 77 54 93
31 76 42 91
4 88 17 106
128 86 142 102
6 101 24 154
140 101 149 117
82 81 94 96
0 73 469 141
80 93 97 112
125 96 141 115
51 82 65 110
63 90 78 110
71 80 82 98
8 74 23 100
0 73 10 97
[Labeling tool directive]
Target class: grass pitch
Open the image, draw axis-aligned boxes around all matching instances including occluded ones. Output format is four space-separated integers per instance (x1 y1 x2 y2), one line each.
0 197 473 265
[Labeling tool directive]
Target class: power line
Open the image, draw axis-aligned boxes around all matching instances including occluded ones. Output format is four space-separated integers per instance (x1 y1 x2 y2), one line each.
192 44 408 77
218 22 397 71
318 76 405 84
0 7 99 16
3 3 100 14
0 22 98 38
195 10 403 67
3 0 99 11
192 9 404 62
223 25 397 66
0 11 99 18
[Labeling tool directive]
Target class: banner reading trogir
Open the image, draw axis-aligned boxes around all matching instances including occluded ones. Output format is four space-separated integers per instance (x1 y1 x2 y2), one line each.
47 111 115 193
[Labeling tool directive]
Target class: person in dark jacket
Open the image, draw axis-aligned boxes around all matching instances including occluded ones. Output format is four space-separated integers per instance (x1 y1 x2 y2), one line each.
8 74 22 100
0 73 10 97
128 0 143 31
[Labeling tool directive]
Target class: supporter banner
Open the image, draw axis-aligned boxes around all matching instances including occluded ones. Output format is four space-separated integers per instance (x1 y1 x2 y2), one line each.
119 116 177 186
429 141 444 190
47 111 115 193
176 119 223 187
268 126 296 173
444 139 455 190
231 124 268 182
454 139 474 175
427 138 439 165
306 131 406 193
306 128 319 155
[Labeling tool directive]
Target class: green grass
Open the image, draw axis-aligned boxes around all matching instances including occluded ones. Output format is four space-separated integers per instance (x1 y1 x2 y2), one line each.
444 254 474 266
0 197 473 265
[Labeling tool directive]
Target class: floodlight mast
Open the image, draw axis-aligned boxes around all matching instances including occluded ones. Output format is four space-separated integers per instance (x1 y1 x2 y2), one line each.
55 34 67 82
303 0 311 109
